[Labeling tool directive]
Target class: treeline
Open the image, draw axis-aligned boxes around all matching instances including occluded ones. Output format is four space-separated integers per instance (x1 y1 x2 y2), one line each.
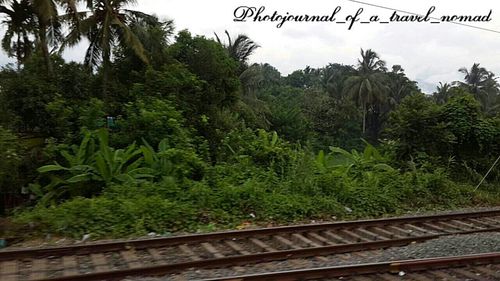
0 0 499 236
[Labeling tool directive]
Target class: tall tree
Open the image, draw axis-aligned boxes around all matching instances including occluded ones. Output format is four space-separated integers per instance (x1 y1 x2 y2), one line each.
65 0 152 98
325 63 355 98
0 0 36 69
458 63 491 95
118 15 174 68
434 82 452 105
29 0 61 74
386 65 418 106
214 30 259 74
457 63 500 112
343 48 387 134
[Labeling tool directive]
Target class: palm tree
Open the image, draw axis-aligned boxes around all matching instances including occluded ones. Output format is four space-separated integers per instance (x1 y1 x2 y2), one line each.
458 63 500 112
0 0 78 73
237 64 271 129
64 0 153 98
325 63 355 99
120 15 174 68
386 65 418 106
343 48 387 134
29 0 61 74
458 63 490 94
434 82 451 105
214 30 259 74
0 0 36 69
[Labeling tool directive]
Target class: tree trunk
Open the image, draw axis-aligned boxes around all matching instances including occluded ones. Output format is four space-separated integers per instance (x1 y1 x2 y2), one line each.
102 50 111 101
362 102 366 134
16 34 21 71
39 23 53 75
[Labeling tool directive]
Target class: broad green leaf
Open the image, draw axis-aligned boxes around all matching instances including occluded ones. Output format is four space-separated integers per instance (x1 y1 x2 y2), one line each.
66 174 93 183
38 164 67 173
270 131 278 147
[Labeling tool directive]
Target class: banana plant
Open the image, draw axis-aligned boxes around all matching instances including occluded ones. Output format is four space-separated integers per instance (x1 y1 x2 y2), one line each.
324 140 395 177
35 129 156 203
140 139 174 178
93 129 155 184
36 130 97 191
141 138 204 180
257 129 279 149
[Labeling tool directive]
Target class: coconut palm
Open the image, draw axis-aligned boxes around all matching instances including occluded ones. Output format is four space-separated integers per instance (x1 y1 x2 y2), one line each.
433 82 452 105
0 0 79 73
325 63 355 99
64 0 153 97
458 63 490 94
0 0 36 69
29 0 63 73
214 30 259 74
118 15 174 68
386 65 418 106
343 48 387 134
458 63 500 112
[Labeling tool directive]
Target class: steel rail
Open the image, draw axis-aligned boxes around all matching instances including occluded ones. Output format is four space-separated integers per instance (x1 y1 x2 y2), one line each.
199 252 500 281
2 208 500 261
29 226 500 281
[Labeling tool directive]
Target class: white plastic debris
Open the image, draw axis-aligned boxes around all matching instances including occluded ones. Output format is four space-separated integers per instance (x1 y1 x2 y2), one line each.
399 271 406 277
81 234 91 242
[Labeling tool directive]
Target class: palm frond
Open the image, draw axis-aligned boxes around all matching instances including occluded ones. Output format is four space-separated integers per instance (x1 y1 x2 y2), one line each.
114 16 148 63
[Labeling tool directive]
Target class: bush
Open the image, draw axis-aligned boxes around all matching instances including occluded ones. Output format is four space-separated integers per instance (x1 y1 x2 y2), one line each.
0 127 24 213
112 98 193 148
17 135 486 239
17 195 198 238
219 128 301 177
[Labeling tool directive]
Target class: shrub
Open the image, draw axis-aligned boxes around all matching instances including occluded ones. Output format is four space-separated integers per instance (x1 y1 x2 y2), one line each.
0 127 24 213
219 128 300 177
32 129 156 204
113 98 192 148
17 196 198 238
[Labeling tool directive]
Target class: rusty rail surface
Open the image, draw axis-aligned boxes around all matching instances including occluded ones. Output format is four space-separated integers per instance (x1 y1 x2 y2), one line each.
1 209 500 281
200 252 500 281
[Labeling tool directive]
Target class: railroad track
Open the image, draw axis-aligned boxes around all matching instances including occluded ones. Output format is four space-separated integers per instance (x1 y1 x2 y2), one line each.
201 252 500 281
1 209 500 281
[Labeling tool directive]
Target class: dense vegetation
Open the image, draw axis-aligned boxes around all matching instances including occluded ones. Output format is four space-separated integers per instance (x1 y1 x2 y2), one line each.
0 1 499 238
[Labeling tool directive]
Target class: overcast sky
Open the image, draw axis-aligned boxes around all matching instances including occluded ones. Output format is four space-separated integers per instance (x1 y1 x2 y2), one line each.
2 0 500 93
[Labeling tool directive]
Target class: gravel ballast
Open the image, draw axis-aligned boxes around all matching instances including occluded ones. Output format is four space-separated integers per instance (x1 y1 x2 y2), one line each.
125 232 500 280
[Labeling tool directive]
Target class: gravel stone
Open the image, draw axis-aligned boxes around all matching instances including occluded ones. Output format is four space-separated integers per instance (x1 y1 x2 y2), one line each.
124 232 500 280
381 232 500 261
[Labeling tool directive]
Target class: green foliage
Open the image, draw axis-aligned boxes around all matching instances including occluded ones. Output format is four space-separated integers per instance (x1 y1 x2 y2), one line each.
33 129 155 204
387 93 456 161
325 141 395 177
0 127 24 203
46 97 107 142
168 30 240 111
300 89 362 149
17 195 198 238
19 139 485 238
140 139 205 181
33 128 206 205
0 59 58 133
388 92 500 182
112 98 192 148
219 128 300 177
